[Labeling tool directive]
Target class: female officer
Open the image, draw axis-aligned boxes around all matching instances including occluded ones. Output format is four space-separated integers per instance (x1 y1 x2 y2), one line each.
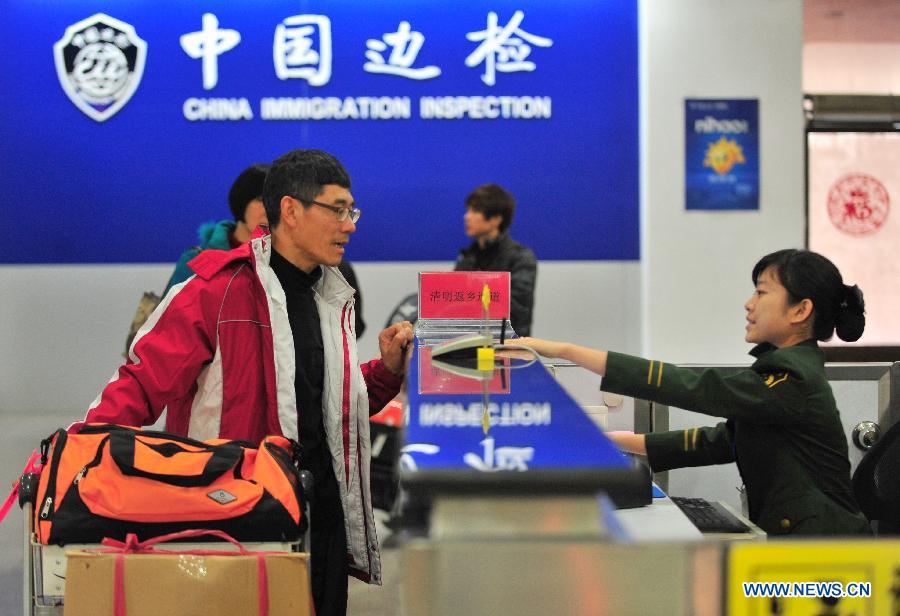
518 249 870 536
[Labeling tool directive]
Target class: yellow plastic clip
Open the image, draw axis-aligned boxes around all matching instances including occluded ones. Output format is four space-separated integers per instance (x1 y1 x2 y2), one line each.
477 346 494 372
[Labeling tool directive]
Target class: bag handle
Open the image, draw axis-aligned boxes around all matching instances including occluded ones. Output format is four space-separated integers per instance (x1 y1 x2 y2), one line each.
79 424 256 450
100 529 251 554
108 431 243 487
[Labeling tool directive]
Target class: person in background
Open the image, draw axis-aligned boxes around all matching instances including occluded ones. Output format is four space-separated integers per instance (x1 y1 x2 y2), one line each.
163 163 366 337
78 149 413 614
455 183 537 336
515 249 871 536
163 163 270 295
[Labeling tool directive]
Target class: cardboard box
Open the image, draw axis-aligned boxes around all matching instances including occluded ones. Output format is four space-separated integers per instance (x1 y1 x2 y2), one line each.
64 549 310 616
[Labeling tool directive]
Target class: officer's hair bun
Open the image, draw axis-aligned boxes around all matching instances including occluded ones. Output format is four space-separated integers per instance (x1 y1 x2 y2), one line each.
835 284 865 342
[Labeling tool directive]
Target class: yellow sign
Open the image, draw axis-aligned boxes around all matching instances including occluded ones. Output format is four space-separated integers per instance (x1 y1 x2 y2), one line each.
703 135 746 175
728 540 899 616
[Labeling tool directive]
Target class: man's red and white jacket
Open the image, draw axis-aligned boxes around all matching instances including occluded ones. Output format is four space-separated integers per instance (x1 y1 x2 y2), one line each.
80 231 400 584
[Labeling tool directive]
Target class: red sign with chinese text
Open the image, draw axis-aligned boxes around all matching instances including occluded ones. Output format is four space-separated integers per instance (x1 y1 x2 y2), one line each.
418 346 511 395
418 271 511 319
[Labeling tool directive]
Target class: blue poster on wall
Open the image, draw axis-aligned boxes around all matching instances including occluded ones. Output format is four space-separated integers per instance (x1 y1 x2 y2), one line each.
0 1 638 264
685 98 759 211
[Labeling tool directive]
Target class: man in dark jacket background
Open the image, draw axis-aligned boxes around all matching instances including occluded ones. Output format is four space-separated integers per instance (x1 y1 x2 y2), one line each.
454 183 537 336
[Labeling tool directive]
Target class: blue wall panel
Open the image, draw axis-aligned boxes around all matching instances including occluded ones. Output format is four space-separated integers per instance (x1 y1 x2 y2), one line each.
0 1 638 263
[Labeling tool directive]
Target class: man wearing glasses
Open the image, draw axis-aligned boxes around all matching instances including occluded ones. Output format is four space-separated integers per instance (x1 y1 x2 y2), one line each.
78 149 412 616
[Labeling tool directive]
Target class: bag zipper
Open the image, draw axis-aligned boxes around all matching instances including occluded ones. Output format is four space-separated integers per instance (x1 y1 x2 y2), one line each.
38 429 67 522
73 466 87 484
75 434 111 485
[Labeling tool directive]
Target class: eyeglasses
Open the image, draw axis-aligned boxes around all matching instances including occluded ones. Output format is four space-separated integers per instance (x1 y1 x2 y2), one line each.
298 197 361 223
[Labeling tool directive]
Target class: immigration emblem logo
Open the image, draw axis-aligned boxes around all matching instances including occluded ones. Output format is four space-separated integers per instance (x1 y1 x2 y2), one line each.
53 14 147 122
827 173 890 236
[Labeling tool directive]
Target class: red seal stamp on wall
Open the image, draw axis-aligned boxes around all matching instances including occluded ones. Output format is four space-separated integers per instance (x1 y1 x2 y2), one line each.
827 173 890 236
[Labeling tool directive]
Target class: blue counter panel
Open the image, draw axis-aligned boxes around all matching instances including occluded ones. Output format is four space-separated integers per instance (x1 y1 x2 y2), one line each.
402 343 630 475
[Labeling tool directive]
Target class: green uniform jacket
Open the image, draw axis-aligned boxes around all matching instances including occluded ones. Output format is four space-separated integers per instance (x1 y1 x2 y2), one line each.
601 340 870 536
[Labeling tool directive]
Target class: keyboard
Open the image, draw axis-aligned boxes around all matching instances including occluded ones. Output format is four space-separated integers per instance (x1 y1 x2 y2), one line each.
670 496 752 534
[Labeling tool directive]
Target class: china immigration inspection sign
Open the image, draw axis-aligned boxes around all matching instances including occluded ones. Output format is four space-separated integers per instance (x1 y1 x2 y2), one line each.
1 1 639 264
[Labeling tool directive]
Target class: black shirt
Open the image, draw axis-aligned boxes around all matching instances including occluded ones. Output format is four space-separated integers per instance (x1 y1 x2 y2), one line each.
269 249 342 523
455 232 537 336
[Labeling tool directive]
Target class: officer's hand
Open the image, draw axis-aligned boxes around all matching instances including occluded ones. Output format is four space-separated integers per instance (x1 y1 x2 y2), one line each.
379 321 413 376
606 431 647 455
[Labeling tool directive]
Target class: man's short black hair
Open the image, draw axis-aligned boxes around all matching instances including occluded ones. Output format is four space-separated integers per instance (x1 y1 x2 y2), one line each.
228 164 270 223
263 149 351 227
465 183 515 233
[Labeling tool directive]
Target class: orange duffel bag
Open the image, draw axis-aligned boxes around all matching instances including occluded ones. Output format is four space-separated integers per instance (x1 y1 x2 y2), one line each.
34 424 306 545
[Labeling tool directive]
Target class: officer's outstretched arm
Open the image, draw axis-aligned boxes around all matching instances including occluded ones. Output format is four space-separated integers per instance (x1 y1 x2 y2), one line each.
514 337 610 376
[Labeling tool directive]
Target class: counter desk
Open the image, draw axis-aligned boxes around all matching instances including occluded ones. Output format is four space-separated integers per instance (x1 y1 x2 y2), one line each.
398 338 698 541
